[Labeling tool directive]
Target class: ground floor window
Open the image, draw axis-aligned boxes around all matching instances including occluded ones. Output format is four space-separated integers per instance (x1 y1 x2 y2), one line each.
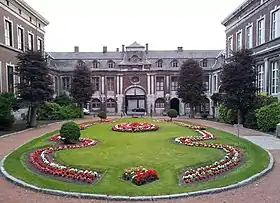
155 98 165 108
257 64 264 93
107 98 116 108
271 61 279 94
92 98 101 108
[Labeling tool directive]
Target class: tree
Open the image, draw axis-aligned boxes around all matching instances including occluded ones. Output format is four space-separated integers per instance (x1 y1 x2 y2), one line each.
70 60 93 117
177 59 206 118
54 92 73 106
167 109 178 121
220 49 257 124
16 50 54 127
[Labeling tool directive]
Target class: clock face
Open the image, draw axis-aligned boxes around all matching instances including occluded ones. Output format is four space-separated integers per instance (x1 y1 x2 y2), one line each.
131 55 139 63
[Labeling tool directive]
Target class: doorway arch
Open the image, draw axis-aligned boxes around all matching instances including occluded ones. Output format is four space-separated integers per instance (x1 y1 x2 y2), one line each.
170 98 180 114
124 86 146 115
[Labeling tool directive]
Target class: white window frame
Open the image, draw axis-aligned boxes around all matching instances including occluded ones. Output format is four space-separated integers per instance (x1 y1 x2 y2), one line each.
257 64 264 92
236 30 242 51
213 74 218 92
6 63 16 93
245 23 253 49
171 60 178 68
27 31 34 50
17 25 24 51
37 37 43 51
227 35 233 57
270 6 280 40
108 61 114 68
271 61 279 94
4 17 13 47
106 77 115 91
256 16 266 45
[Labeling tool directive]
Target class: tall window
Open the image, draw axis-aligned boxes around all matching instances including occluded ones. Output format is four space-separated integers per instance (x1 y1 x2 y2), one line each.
171 76 178 91
17 27 24 50
92 77 100 91
202 59 207 67
106 98 116 108
271 61 279 94
257 64 264 92
236 31 242 50
92 60 99 68
271 9 280 39
246 25 253 49
156 77 164 91
227 36 233 57
28 33 34 50
4 19 12 46
171 60 178 67
37 38 42 51
107 77 114 91
62 77 71 90
213 75 217 91
108 61 114 68
257 18 265 45
7 66 14 92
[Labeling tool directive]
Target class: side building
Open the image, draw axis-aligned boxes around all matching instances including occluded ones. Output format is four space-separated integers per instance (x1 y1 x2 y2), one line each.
222 0 280 98
47 42 224 116
0 0 49 93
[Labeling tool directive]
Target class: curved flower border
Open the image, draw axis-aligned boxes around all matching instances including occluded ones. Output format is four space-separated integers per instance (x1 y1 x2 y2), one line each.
112 122 159 133
171 121 243 184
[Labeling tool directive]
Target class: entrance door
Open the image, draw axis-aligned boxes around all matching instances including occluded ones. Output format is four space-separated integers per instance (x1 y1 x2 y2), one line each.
170 98 180 114
125 87 146 114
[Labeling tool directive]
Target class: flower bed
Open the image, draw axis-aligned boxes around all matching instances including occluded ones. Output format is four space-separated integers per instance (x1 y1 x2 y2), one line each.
112 122 159 132
122 166 159 186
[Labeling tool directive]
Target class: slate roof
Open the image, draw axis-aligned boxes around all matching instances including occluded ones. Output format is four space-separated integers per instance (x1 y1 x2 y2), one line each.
127 41 145 48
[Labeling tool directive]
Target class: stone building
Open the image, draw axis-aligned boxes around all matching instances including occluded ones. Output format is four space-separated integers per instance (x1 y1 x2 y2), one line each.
47 42 224 116
222 0 280 98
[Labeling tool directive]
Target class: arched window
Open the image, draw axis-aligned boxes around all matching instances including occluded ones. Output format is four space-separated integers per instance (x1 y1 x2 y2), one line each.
171 59 178 67
155 98 165 108
92 98 101 108
108 60 115 68
106 98 116 108
156 59 163 68
92 60 99 69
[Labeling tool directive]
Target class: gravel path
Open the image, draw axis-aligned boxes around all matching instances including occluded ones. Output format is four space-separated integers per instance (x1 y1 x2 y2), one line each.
0 118 279 203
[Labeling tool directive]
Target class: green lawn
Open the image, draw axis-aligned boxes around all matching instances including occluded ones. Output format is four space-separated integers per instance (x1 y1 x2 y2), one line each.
3 118 269 196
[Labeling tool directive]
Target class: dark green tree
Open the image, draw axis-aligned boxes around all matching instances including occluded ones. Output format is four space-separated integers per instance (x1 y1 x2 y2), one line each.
177 59 206 118
220 49 257 124
54 92 73 106
16 50 54 127
70 60 93 117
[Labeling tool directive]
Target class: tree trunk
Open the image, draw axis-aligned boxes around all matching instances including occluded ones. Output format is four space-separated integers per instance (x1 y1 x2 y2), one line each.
190 105 195 118
28 105 38 128
237 109 243 125
80 103 84 118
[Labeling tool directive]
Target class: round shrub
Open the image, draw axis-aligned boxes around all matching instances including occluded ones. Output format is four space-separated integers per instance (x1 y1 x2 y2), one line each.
167 109 178 120
60 122 81 143
256 102 280 132
97 111 107 120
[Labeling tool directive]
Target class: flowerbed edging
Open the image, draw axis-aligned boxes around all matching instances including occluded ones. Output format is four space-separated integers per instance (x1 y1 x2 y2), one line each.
0 149 274 201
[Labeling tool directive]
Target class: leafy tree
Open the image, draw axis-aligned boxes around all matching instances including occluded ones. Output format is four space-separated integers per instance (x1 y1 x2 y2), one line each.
16 50 54 127
220 49 257 124
177 59 205 118
70 60 93 117
53 92 73 106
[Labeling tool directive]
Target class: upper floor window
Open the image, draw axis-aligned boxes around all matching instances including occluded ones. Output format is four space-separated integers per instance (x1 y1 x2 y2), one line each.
171 76 178 91
227 36 233 57
202 59 207 67
28 33 34 50
271 61 279 94
92 60 99 68
271 9 280 40
246 24 253 49
156 76 164 91
108 61 115 68
17 27 24 51
6 0 9 6
4 19 13 47
236 31 242 50
257 18 265 45
171 60 178 67
18 9 21 15
62 77 71 90
156 59 163 68
107 77 114 91
37 38 43 52
92 77 100 91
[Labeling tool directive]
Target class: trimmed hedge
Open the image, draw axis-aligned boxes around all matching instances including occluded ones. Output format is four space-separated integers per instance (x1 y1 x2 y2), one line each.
60 122 81 143
256 102 280 132
167 109 178 120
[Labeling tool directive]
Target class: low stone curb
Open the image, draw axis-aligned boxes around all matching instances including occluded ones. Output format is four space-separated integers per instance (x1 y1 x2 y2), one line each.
0 148 274 201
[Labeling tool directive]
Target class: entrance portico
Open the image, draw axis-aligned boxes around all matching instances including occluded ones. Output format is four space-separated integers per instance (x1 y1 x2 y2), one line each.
124 86 146 114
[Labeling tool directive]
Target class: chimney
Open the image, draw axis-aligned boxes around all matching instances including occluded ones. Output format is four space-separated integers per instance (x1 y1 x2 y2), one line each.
116 48 119 52
122 44 125 52
177 47 183 52
103 46 107 53
145 43 149 53
74 46 79 52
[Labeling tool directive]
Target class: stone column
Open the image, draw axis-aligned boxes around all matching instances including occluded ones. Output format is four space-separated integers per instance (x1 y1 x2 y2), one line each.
147 74 150 95
151 75 154 94
208 75 211 94
101 76 105 94
116 76 120 95
166 75 170 93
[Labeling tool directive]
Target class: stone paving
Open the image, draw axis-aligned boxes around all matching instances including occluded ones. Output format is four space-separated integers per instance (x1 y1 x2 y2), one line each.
0 117 280 202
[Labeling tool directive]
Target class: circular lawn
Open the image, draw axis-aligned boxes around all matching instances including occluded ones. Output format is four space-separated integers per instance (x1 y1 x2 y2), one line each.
3 118 269 196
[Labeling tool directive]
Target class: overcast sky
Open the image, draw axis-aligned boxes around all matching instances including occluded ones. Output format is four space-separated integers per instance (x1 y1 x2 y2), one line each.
25 0 244 52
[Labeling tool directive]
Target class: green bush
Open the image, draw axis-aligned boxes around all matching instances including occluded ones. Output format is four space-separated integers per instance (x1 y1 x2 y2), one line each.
59 104 81 120
217 104 228 122
244 110 258 129
256 102 280 132
0 93 15 130
60 122 80 143
167 109 178 120
226 109 237 124
97 111 107 120
253 94 278 109
53 93 73 106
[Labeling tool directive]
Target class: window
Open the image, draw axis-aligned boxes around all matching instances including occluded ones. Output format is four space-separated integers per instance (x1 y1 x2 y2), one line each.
171 76 178 91
213 75 217 91
107 77 114 91
17 27 24 50
92 99 101 108
236 31 242 50
271 9 280 39
171 60 178 67
155 98 165 108
246 25 253 48
38 23 41 28
156 77 164 91
202 59 207 67
257 64 264 92
92 77 100 91
28 33 34 50
227 36 233 57
7 65 14 93
18 9 21 15
4 19 12 46
6 0 9 6
271 61 279 94
62 77 71 90
257 18 265 45
37 38 42 51
156 60 163 68
108 61 114 68
29 16 32 22
106 98 116 108
92 60 99 68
